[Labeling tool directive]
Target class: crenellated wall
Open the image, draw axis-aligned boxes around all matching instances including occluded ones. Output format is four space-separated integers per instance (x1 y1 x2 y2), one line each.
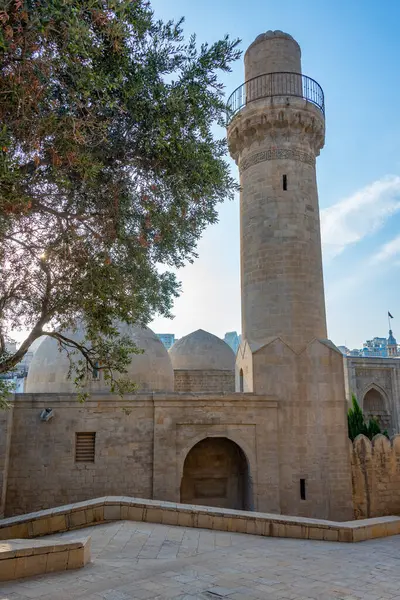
351 434 400 518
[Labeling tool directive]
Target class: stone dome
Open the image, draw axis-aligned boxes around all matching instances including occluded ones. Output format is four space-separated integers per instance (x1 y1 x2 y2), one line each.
169 329 235 371
25 322 174 393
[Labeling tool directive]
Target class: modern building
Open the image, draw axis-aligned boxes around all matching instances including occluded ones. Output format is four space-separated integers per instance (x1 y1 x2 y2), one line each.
156 333 176 350
223 331 241 354
0 341 33 393
337 346 350 356
340 331 400 359
362 336 388 358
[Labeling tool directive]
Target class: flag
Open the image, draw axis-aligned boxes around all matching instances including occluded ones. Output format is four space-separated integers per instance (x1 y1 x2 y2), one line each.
388 311 394 319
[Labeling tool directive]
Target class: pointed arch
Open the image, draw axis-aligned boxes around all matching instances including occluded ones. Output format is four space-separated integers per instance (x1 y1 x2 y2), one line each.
361 383 392 433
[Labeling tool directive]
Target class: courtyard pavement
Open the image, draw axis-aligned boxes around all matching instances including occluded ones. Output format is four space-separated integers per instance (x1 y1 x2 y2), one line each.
0 520 400 599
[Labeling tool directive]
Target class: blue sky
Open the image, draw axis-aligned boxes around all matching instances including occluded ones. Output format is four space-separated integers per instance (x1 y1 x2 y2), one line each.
148 0 400 350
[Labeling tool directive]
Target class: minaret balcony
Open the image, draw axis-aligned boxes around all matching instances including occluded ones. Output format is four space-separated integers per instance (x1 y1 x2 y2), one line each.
227 72 325 123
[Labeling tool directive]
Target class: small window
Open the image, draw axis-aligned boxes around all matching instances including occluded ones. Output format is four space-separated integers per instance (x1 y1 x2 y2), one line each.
282 174 287 191
75 432 96 463
239 369 244 392
300 478 306 500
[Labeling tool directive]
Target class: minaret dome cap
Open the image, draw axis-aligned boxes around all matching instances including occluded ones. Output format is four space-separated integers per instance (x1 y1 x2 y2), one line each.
245 30 301 58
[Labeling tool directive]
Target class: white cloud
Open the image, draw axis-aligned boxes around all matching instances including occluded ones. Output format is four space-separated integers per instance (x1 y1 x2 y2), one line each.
370 234 400 264
321 175 400 261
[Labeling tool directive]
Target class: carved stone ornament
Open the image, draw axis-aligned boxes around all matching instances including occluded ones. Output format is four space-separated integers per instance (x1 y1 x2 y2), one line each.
239 147 315 172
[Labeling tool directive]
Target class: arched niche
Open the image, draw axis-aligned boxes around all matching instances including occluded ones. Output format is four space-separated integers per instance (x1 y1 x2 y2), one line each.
362 385 391 433
180 437 253 511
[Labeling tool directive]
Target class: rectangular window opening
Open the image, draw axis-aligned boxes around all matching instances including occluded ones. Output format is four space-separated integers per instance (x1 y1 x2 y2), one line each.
283 174 287 191
75 432 96 463
300 478 306 500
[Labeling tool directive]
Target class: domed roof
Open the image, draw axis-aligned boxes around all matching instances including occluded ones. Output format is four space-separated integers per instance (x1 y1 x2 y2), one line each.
246 30 300 54
169 329 235 371
25 322 174 393
388 329 397 346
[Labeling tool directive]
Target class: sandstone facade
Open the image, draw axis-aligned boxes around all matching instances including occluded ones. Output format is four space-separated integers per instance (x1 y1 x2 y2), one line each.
351 434 400 518
2 392 280 517
344 356 400 435
228 31 353 519
173 370 234 393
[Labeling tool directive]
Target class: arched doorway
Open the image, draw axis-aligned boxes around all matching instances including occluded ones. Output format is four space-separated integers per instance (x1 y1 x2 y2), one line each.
363 387 391 433
180 437 252 510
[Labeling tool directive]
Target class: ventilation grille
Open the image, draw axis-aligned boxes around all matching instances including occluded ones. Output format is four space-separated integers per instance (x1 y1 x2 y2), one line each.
75 432 96 463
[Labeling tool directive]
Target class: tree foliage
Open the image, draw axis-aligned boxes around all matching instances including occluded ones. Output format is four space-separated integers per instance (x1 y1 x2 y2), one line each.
348 394 389 441
0 0 240 403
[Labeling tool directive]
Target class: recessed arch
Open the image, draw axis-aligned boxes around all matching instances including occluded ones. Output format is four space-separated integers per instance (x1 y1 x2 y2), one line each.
362 384 391 433
180 437 253 511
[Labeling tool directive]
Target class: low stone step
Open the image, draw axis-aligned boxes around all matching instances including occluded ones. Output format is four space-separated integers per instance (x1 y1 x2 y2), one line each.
0 535 91 581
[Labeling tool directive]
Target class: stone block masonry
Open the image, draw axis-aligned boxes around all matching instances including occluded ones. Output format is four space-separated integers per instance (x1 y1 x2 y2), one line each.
173 369 234 392
0 536 90 581
4 392 280 517
0 404 13 518
227 31 353 521
1 496 400 544
351 433 400 518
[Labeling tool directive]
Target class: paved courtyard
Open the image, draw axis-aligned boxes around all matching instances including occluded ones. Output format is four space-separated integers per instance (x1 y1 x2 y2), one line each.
1 521 400 600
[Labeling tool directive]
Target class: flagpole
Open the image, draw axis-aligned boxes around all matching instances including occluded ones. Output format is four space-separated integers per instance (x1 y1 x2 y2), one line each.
389 312 391 332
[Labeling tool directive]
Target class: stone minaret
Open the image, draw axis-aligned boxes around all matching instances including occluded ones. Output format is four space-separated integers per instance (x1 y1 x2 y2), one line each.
228 31 326 354
227 31 353 521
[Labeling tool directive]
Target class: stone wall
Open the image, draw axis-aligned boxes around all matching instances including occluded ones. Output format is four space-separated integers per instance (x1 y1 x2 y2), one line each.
0 405 13 517
237 337 354 521
351 434 400 518
5 394 154 516
152 393 279 514
173 370 235 393
4 392 279 517
5 389 376 522
344 356 400 435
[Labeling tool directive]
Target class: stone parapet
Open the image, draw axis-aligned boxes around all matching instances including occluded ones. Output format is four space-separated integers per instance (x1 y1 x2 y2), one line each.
0 497 399 544
227 100 325 163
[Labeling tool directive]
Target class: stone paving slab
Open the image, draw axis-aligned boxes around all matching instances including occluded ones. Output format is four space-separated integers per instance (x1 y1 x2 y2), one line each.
1 521 400 599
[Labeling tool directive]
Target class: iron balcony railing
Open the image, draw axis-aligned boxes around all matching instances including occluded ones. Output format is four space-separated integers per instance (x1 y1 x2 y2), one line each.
226 72 324 122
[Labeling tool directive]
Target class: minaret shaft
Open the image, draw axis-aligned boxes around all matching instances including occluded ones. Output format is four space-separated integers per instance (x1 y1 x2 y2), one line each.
228 31 327 351
239 137 327 348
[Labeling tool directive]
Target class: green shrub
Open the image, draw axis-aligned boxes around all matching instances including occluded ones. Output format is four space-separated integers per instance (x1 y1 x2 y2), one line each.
348 394 389 441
